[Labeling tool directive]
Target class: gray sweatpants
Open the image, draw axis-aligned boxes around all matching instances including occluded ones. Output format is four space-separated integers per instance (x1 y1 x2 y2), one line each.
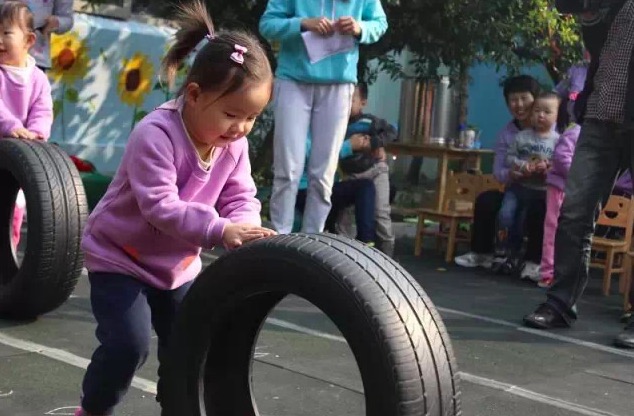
269 79 354 234
338 162 395 256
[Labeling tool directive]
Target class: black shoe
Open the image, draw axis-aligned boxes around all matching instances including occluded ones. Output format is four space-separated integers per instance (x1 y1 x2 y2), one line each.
523 303 571 329
614 322 634 349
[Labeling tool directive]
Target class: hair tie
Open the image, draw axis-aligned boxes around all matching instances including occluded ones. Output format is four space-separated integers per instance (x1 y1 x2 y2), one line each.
230 44 248 65
205 33 214 42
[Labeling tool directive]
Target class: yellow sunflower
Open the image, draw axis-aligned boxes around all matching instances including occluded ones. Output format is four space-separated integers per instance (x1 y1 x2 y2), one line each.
50 31 90 85
118 53 154 107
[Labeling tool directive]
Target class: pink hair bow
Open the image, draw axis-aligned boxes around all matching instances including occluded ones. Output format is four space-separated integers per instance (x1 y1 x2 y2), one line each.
230 44 248 65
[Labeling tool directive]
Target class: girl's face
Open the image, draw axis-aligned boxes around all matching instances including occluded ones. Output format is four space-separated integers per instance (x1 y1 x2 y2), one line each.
0 20 34 67
506 91 535 124
182 80 272 150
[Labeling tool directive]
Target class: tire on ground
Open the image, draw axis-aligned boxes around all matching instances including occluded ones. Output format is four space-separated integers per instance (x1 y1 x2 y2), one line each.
161 233 461 416
0 139 88 318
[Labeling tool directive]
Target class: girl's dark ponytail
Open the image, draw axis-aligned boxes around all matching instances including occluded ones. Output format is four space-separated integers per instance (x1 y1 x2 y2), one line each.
161 0 214 87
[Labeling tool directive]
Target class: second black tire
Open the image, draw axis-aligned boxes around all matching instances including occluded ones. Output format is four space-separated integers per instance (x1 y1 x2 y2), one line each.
0 139 88 318
161 233 461 416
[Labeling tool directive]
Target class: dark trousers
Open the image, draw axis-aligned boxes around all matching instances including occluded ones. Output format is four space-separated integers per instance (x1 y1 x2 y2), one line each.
296 178 376 243
547 120 634 321
81 273 192 414
471 189 546 262
497 184 547 256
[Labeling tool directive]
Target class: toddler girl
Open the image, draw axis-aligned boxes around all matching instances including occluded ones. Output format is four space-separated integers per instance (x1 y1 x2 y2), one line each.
75 2 275 414
0 1 53 249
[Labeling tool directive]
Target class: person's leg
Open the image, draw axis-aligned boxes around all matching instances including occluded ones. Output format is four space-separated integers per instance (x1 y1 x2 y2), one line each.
11 190 25 250
147 280 193 406
540 186 565 285
495 187 519 257
526 121 623 326
472 190 504 253
81 273 153 415
347 163 394 255
368 163 395 256
325 181 355 234
524 189 547 263
350 179 376 244
327 179 376 243
270 79 312 234
455 190 503 268
303 83 354 233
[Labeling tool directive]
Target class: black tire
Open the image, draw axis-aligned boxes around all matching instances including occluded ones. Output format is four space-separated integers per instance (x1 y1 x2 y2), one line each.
161 233 461 416
0 139 88 318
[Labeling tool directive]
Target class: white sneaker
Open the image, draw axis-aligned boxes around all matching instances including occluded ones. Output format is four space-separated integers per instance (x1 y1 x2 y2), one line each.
520 261 541 282
455 252 494 268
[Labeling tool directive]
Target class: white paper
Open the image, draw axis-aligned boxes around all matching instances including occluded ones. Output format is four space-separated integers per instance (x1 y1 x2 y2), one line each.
301 31 355 64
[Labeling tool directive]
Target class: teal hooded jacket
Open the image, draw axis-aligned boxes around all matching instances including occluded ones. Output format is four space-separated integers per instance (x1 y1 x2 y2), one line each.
259 0 388 84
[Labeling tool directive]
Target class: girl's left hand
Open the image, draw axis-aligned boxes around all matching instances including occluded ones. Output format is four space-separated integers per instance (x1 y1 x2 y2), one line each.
336 16 361 37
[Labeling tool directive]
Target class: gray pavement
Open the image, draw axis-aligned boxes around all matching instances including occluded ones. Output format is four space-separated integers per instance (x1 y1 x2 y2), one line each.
1 239 633 416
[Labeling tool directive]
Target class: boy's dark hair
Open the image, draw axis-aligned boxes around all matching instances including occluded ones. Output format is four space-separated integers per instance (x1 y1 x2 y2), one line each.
537 90 562 102
502 75 541 101
356 82 369 100
161 0 272 97
0 1 34 32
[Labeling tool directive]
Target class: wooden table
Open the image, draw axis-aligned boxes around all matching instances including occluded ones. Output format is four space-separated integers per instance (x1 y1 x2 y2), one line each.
386 143 495 211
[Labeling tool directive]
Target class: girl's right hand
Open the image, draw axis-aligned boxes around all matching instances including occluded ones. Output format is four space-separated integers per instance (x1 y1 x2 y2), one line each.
301 17 335 36
222 223 277 249
10 128 42 140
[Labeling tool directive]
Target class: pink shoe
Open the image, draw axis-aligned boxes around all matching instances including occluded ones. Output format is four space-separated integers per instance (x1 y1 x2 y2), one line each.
538 276 553 288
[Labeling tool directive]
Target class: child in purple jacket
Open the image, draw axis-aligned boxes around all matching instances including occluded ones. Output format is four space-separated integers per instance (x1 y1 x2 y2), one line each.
0 1 53 249
539 124 580 288
76 2 275 415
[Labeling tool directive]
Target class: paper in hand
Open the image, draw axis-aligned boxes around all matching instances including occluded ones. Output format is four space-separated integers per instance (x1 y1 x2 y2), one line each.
301 31 355 64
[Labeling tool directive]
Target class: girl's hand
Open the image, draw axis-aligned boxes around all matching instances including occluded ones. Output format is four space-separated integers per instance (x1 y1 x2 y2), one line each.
10 128 41 140
301 17 335 36
336 16 361 37
222 223 276 249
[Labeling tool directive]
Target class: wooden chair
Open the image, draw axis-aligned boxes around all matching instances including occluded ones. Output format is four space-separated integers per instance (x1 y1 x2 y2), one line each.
590 195 634 296
622 252 633 312
414 171 480 262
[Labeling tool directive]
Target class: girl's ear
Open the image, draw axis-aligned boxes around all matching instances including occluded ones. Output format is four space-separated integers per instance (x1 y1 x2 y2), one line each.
183 82 201 105
25 31 36 49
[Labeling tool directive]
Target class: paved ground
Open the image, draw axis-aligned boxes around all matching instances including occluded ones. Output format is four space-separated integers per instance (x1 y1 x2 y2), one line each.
1 237 633 416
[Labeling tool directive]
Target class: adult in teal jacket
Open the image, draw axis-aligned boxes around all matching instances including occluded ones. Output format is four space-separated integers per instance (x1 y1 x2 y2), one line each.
260 0 387 235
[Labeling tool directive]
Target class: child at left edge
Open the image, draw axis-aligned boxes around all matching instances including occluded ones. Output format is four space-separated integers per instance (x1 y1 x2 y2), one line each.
75 1 276 414
0 1 54 249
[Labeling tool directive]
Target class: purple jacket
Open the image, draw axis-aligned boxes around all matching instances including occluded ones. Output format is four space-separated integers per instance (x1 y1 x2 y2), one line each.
546 124 580 191
82 99 261 290
493 121 521 184
546 123 632 195
0 57 53 139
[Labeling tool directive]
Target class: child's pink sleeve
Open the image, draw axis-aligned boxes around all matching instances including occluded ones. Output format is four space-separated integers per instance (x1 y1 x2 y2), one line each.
0 98 24 136
126 125 230 249
26 74 53 140
216 140 262 226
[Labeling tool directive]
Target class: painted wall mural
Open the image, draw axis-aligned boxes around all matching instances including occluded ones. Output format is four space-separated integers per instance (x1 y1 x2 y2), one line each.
48 13 185 174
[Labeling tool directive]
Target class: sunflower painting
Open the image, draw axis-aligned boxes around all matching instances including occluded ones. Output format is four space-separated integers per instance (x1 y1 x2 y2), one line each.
118 52 154 130
50 31 90 139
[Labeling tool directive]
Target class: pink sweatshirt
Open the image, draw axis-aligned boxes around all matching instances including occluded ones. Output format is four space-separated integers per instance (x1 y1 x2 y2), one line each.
81 99 262 290
0 57 53 139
